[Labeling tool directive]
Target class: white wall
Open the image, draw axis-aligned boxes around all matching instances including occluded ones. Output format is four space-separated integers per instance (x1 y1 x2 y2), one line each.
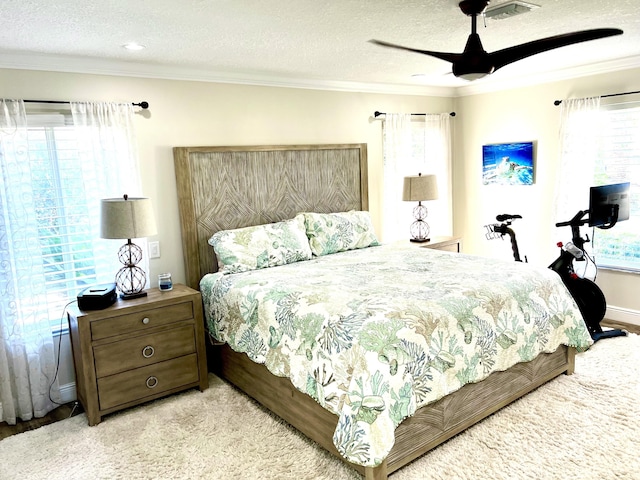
453 66 640 324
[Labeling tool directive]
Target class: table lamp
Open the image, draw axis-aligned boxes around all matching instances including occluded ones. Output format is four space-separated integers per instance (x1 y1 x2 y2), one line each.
100 194 157 299
402 173 438 243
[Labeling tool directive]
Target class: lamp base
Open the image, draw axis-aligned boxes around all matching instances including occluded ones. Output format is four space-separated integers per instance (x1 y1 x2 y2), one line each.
115 242 148 300
409 215 431 244
119 290 148 301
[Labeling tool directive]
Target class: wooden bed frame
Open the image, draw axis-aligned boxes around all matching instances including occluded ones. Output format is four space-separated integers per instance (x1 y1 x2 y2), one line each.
173 144 575 480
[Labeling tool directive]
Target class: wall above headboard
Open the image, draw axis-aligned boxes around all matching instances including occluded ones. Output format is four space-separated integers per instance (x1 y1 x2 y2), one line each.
173 143 368 289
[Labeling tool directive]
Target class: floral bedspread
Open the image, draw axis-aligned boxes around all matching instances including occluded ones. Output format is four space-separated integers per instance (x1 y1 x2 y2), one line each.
200 243 592 467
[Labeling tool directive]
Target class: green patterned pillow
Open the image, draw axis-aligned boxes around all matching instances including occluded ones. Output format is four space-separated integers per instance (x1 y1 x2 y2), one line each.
302 211 380 256
209 216 312 274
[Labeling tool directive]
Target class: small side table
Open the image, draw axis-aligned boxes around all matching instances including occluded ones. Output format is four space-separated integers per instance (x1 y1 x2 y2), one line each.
67 284 208 425
418 236 462 253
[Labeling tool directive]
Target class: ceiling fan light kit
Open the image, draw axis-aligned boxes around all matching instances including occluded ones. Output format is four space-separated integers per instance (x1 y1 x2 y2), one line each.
371 0 623 81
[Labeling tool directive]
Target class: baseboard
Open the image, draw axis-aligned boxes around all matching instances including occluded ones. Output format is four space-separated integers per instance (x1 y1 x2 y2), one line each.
605 305 640 327
59 382 77 404
0 383 76 421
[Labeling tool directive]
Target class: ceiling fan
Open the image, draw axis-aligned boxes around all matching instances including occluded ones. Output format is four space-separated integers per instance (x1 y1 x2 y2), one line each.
370 0 623 80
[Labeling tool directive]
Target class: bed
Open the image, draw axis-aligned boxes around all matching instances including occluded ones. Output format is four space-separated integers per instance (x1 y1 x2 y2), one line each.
173 144 592 479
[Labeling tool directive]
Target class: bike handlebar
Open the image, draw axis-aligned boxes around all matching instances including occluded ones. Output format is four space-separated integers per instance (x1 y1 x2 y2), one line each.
555 210 589 228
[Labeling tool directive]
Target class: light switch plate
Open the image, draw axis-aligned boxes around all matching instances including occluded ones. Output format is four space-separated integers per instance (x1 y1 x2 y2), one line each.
148 241 160 259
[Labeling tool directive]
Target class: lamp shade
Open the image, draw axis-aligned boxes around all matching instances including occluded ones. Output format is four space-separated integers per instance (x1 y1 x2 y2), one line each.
100 196 157 239
402 174 438 202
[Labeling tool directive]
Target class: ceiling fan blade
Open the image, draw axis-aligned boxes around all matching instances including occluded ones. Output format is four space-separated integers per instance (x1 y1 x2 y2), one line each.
489 28 623 72
369 39 461 65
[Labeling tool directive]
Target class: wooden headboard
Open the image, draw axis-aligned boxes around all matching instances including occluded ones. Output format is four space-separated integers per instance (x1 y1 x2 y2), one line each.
173 144 369 290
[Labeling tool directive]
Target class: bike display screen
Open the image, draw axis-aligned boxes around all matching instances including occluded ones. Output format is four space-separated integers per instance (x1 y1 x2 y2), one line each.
588 182 630 227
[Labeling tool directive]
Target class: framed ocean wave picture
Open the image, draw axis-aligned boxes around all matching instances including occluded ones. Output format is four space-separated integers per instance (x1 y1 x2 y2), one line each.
482 141 535 185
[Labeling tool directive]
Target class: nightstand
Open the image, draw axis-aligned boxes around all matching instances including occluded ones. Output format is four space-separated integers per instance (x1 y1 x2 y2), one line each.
420 236 462 253
67 284 208 426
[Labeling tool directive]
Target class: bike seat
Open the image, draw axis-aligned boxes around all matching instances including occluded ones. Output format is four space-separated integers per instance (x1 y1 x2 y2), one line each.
496 214 522 222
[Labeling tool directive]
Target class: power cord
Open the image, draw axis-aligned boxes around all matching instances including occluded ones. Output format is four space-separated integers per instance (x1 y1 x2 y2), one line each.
588 226 599 282
574 227 599 282
48 299 78 408
580 247 599 281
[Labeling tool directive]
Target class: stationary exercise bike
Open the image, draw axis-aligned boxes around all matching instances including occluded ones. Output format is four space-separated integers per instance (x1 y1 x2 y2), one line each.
485 213 527 263
549 209 627 341
486 210 627 342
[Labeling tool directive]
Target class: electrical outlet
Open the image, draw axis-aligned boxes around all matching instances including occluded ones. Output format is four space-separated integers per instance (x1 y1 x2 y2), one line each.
148 241 160 259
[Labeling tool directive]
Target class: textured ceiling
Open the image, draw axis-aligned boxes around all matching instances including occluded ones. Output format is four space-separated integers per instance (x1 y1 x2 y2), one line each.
1 0 639 95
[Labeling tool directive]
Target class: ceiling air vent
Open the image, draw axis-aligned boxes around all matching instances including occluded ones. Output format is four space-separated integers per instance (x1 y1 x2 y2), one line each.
484 1 540 20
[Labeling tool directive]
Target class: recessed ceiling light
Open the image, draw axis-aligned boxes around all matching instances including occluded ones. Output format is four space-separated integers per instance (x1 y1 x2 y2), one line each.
122 42 146 51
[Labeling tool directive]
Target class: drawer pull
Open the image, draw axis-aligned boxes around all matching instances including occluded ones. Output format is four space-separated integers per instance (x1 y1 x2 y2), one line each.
142 345 155 358
146 376 158 389
142 317 150 325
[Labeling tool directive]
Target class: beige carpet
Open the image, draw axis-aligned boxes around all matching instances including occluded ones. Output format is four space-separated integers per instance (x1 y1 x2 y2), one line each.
1 334 639 480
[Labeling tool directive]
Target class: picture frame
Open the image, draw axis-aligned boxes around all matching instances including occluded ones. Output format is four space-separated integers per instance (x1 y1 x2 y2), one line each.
482 141 535 185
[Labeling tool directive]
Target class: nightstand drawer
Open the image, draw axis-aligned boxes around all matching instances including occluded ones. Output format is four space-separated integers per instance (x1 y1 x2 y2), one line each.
93 325 196 378
97 354 199 411
91 301 194 340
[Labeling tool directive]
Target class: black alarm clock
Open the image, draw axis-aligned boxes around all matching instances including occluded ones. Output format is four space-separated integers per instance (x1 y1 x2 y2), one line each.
77 283 117 310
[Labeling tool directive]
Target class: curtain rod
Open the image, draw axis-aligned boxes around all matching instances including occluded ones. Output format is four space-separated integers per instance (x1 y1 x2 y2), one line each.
23 99 149 109
553 90 640 106
374 110 456 118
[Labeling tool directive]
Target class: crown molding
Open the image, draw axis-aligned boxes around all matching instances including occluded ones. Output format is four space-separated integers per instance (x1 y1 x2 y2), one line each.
1 50 638 99
0 51 457 98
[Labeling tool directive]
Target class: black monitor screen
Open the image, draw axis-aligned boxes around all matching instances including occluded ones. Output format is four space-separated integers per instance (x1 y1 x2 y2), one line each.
589 182 630 227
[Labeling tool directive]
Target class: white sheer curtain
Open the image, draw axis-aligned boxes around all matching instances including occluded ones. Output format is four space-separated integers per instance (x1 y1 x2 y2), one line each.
382 113 453 242
71 102 142 197
382 113 412 240
554 97 602 223
422 114 453 237
0 99 61 424
0 100 143 425
70 102 145 279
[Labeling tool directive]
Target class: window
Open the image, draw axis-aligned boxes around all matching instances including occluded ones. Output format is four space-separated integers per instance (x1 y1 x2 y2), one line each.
591 105 640 271
382 114 452 242
24 114 120 332
1 104 141 334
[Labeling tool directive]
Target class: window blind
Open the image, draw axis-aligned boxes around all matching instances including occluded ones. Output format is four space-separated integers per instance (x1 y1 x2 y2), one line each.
592 104 640 271
25 119 120 331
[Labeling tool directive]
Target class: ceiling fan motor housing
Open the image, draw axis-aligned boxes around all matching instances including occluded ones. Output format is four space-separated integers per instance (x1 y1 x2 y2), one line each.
459 0 490 16
453 33 495 79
